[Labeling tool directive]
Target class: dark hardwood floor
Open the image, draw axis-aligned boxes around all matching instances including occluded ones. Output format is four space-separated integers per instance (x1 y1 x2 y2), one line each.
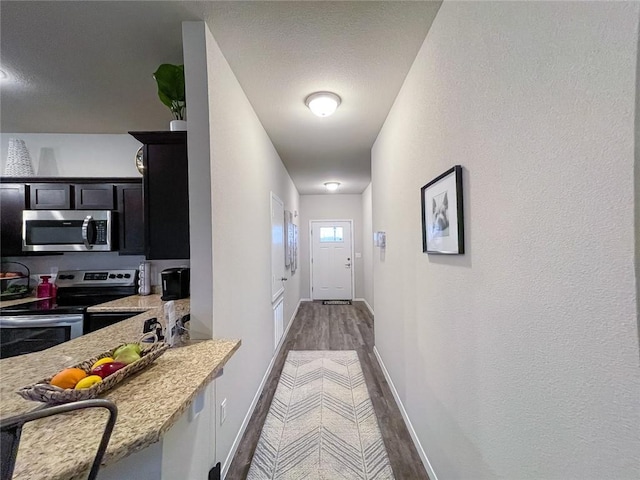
225 300 430 480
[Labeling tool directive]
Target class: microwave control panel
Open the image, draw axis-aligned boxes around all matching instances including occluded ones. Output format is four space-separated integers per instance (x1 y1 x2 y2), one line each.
95 220 108 244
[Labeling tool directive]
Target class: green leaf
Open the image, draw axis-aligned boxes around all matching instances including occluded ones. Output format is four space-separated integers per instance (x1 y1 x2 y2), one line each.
153 64 185 115
157 90 173 109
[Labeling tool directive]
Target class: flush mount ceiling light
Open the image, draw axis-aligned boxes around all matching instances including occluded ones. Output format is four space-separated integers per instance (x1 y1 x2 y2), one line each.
305 91 341 117
324 182 341 192
0 69 7 81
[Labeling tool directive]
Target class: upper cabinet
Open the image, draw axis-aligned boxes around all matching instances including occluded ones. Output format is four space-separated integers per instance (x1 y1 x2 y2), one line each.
129 131 190 260
30 184 72 209
30 183 115 210
74 184 115 210
116 183 144 255
0 183 27 256
0 178 144 257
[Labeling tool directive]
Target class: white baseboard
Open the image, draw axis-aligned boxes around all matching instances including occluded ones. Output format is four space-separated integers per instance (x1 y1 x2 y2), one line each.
373 346 438 480
353 297 374 316
221 298 301 479
300 297 312 302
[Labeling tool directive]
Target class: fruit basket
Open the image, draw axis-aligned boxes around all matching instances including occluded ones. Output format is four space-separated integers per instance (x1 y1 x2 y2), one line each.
0 261 31 300
17 342 169 404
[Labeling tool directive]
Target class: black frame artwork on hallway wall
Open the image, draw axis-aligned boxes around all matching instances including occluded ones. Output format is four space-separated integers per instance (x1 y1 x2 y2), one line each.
421 165 465 254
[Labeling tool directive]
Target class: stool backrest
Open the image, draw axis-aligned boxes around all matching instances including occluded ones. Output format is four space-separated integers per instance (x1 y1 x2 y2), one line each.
0 399 117 480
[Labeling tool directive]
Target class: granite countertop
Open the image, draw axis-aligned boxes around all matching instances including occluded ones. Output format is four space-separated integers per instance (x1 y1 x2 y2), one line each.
0 295 51 309
86 293 166 312
0 296 241 480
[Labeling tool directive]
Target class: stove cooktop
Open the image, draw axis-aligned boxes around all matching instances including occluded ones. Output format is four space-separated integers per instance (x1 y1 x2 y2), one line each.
0 299 86 315
0 269 139 316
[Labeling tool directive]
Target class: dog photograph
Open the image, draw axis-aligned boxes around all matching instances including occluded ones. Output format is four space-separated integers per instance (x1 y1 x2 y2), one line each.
431 191 450 237
421 165 464 254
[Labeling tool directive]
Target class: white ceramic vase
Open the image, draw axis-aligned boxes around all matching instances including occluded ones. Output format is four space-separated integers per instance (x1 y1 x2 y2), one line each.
170 120 187 131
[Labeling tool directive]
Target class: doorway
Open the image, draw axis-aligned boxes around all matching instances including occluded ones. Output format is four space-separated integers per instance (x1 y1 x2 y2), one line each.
310 220 354 300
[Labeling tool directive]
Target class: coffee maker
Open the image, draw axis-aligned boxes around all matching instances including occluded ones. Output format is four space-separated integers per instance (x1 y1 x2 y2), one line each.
160 267 190 301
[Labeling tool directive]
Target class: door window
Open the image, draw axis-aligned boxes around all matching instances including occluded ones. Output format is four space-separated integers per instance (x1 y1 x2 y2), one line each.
319 226 344 243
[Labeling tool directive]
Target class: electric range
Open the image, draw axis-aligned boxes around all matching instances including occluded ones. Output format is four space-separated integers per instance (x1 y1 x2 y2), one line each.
0 269 138 359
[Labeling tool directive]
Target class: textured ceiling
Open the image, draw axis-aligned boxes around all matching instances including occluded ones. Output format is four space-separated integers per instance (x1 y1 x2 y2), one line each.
0 1 195 133
0 1 441 194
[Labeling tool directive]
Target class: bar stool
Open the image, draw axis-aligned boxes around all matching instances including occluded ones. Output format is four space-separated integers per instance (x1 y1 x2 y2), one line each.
0 399 117 480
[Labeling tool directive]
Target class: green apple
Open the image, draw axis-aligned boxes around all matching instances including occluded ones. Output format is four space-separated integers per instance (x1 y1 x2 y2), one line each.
114 349 141 365
113 343 141 358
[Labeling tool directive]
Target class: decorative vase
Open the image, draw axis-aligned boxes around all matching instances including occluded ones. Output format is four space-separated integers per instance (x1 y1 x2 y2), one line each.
36 147 59 176
170 120 187 132
5 138 35 176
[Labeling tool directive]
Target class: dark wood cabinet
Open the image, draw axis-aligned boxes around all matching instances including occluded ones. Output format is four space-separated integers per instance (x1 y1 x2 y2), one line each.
116 183 144 255
84 311 140 334
75 184 115 210
0 183 27 256
30 183 71 209
1 177 143 257
130 131 190 260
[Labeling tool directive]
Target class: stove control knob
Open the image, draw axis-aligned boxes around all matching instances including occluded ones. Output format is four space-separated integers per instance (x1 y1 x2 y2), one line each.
59 275 67 280
68 275 75 280
124 273 131 278
117 274 124 279
109 274 116 279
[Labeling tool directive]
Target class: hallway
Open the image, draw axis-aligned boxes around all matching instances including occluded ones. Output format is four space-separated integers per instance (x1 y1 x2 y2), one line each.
226 301 429 479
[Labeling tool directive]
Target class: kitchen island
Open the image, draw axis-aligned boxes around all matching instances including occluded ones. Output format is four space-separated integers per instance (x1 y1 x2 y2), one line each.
0 296 240 480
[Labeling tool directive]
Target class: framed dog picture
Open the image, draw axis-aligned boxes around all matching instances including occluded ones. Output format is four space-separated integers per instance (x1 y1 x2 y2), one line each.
421 165 464 254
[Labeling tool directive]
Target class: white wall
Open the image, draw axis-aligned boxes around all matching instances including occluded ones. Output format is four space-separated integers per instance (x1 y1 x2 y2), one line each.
183 22 214 340
0 133 141 177
189 21 300 473
299 194 364 299
372 3 640 480
361 183 373 311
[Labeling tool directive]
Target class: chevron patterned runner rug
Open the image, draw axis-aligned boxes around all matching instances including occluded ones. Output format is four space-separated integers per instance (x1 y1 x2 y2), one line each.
247 350 394 479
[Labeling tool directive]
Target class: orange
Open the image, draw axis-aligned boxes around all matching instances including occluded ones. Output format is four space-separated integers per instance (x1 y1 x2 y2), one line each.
91 357 114 370
50 368 87 389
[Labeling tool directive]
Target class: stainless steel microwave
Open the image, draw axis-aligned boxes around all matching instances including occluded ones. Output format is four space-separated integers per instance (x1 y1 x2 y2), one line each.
22 210 113 252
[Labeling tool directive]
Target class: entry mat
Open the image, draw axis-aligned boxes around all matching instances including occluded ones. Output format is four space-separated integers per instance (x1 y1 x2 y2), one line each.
322 300 352 305
247 350 394 479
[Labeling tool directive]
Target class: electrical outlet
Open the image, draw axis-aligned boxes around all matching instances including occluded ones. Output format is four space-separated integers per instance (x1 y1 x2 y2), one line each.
220 398 227 425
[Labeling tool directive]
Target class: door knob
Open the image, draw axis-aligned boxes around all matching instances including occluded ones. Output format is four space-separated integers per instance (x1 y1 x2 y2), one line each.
280 277 288 281
345 263 351 267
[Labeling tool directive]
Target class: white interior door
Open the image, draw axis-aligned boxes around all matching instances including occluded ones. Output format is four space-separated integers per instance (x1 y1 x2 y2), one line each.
271 193 285 302
310 220 353 300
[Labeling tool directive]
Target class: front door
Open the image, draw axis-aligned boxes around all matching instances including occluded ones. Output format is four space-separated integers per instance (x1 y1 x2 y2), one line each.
310 220 353 300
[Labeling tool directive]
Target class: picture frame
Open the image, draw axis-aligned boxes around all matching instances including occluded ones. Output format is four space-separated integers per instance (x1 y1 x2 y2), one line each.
291 224 298 274
284 210 293 268
421 165 464 254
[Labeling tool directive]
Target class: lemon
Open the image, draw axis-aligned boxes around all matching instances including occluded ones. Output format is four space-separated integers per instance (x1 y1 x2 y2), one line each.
75 375 103 389
91 357 114 370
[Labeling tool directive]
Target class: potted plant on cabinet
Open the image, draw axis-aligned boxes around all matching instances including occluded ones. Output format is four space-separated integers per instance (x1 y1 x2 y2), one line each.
153 64 186 131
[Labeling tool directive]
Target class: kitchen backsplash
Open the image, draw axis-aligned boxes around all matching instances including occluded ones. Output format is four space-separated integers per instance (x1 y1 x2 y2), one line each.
2 252 189 287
